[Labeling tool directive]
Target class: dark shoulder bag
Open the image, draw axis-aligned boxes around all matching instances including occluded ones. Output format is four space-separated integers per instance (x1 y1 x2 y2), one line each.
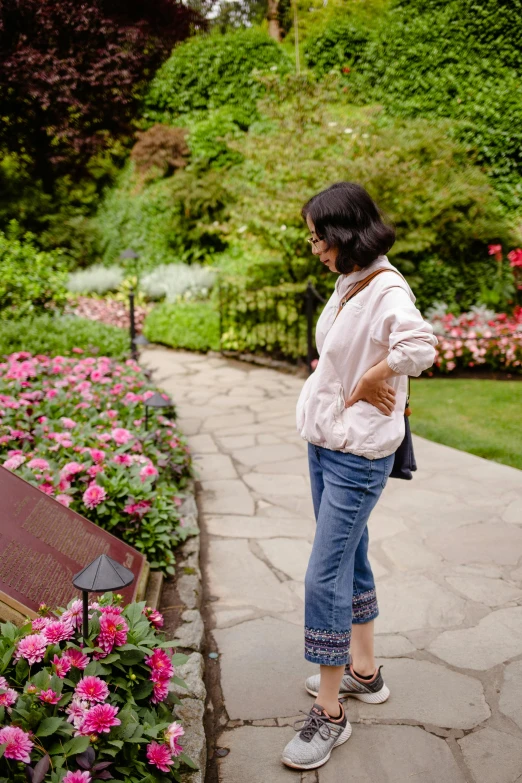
335 268 417 481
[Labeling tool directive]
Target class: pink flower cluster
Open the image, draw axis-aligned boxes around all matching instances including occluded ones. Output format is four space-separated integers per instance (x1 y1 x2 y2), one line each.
97 607 129 656
65 295 149 330
145 648 175 704
429 305 522 373
146 721 184 772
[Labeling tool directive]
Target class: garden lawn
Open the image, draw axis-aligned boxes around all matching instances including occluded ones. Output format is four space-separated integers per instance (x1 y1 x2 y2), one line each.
411 378 522 471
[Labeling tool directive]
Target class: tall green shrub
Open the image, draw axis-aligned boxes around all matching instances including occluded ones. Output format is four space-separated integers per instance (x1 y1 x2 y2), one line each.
307 0 522 206
144 28 292 123
0 225 68 320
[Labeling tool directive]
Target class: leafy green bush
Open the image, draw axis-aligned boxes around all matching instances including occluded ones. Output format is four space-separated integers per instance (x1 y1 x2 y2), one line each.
185 108 245 169
308 0 522 206
144 301 220 352
0 315 128 358
94 164 229 267
304 17 371 77
0 225 68 319
144 28 292 123
218 79 513 311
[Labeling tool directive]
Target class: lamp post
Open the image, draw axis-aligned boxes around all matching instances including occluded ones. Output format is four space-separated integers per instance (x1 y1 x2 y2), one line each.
144 390 173 431
72 554 135 640
120 249 140 361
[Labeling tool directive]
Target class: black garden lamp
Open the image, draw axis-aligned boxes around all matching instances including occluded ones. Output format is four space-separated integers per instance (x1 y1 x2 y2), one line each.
144 391 173 431
120 249 140 361
73 555 134 640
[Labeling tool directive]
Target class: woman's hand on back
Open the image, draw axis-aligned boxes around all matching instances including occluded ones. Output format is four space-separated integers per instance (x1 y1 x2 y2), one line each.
345 373 396 416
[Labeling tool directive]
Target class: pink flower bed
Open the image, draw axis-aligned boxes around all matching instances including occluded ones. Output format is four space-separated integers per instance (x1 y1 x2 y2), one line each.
66 296 150 331
0 594 190 781
430 307 522 373
0 352 193 573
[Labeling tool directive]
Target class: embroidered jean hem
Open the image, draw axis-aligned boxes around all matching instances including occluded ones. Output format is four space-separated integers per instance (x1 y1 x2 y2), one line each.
352 588 379 625
305 627 351 666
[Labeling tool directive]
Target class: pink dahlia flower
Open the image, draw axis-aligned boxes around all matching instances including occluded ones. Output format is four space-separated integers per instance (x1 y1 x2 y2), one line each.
3 454 26 470
61 599 84 629
66 698 90 728
143 607 164 629
98 610 128 654
146 741 173 772
63 648 90 670
63 772 92 783
61 461 84 478
112 428 132 445
27 458 50 470
31 616 49 632
90 448 105 463
113 453 133 466
0 677 7 689
80 703 121 735
75 676 109 703
82 483 107 509
53 654 72 679
61 417 77 429
152 680 170 704
43 619 74 644
146 649 174 682
140 464 158 482
56 493 73 507
15 633 47 665
0 687 18 708
0 726 33 763
39 688 61 705
165 721 184 756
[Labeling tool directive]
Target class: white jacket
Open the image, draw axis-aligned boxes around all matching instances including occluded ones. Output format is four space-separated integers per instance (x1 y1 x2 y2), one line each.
296 256 438 459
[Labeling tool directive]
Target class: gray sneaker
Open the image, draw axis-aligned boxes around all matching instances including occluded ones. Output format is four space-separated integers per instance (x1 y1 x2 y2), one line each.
281 702 352 770
305 664 390 704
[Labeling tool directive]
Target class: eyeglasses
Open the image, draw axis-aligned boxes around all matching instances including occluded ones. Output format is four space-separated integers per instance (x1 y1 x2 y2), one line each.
307 235 327 251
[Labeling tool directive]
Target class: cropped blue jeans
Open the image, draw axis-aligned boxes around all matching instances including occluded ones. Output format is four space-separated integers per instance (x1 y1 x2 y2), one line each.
304 443 393 666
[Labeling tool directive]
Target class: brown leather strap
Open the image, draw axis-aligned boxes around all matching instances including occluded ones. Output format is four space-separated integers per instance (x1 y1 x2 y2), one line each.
335 268 405 320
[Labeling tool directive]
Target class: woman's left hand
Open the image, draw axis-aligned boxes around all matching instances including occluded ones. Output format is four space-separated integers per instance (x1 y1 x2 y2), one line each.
345 374 396 416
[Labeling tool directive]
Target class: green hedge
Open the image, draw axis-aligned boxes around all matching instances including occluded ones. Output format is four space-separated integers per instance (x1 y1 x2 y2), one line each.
305 0 522 206
144 300 221 352
144 28 292 123
0 315 128 358
0 226 68 320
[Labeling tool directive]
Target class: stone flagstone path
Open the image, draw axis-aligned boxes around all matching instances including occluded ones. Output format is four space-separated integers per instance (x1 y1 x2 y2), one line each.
143 347 522 783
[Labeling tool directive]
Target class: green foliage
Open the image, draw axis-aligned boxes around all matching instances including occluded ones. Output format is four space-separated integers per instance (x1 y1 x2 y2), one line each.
67 264 125 295
144 301 221 352
144 28 292 124
0 226 68 320
306 0 522 205
94 163 229 267
304 17 371 77
0 315 128 359
185 108 246 169
218 77 513 310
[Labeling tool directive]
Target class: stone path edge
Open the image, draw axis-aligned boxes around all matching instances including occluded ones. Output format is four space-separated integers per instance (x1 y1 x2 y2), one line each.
171 485 207 783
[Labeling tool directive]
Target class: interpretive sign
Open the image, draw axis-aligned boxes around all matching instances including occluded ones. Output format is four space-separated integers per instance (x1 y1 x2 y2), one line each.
0 466 147 619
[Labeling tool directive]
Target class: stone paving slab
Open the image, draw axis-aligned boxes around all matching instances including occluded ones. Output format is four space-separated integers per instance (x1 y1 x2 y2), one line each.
142 347 522 783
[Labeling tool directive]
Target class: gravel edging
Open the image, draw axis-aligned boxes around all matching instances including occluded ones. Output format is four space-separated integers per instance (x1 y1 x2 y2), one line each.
171 488 207 783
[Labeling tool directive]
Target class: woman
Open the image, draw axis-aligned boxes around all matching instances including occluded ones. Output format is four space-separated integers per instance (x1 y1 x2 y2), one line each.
282 182 437 771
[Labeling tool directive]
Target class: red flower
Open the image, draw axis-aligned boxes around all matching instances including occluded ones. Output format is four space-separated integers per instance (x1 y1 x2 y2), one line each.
507 248 522 268
488 244 503 262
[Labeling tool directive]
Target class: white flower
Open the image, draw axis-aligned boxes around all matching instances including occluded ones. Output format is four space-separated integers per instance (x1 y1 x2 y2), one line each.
280 224 287 231
328 122 338 127
237 225 247 234
344 128 353 134
270 65 278 71
362 133 369 139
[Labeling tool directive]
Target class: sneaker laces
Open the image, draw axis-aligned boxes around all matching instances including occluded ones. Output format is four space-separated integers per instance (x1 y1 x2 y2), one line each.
292 710 342 743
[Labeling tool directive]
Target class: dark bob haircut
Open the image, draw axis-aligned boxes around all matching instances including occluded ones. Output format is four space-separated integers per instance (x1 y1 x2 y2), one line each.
302 182 396 274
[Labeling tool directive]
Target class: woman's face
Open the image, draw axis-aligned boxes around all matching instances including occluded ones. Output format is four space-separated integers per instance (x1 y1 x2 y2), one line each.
306 215 339 275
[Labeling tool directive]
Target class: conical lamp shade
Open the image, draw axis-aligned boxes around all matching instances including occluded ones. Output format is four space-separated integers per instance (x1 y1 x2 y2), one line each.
144 391 171 409
73 554 135 593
